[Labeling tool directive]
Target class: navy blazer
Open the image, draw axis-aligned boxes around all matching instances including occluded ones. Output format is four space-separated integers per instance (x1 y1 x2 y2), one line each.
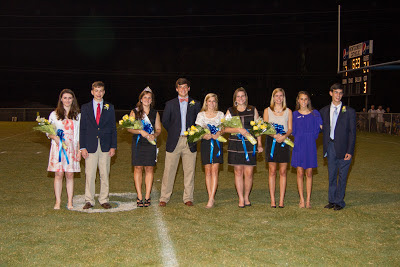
320 104 356 159
80 101 117 153
162 97 201 153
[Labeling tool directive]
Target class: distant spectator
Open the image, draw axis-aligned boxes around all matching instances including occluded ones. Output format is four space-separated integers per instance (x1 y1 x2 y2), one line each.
368 105 377 132
384 107 391 134
358 108 368 131
376 106 385 133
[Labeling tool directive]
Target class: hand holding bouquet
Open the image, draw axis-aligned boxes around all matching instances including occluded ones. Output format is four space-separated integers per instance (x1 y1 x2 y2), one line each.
249 119 294 147
220 115 257 145
118 114 156 145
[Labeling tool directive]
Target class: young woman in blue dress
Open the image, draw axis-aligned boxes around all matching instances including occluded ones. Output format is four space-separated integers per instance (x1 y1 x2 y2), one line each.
291 91 322 208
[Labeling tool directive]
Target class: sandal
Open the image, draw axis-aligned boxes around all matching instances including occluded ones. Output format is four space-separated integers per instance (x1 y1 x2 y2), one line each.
144 198 151 207
137 197 144 208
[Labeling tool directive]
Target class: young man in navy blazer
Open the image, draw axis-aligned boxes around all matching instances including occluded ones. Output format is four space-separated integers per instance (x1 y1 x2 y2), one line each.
320 83 356 210
80 81 117 209
159 78 201 207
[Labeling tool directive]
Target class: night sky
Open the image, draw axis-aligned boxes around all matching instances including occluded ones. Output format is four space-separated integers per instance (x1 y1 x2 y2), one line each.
1 0 399 112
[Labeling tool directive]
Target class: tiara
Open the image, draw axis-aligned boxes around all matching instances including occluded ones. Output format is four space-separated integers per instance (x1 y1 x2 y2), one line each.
143 86 152 93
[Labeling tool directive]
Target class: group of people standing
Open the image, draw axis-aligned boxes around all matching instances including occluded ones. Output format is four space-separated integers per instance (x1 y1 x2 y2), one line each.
45 78 356 212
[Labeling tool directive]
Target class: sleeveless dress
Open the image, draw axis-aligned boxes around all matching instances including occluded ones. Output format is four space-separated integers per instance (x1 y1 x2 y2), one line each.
227 106 257 166
195 111 225 165
265 107 291 163
291 110 322 169
47 111 81 172
131 108 157 166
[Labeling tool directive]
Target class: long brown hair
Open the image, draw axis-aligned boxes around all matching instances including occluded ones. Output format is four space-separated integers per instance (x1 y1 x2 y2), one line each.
295 91 313 111
55 89 80 120
135 89 154 119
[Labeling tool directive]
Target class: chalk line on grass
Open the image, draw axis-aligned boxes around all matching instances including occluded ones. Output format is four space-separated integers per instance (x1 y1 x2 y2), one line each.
70 192 138 213
151 188 179 267
0 130 34 141
358 136 400 146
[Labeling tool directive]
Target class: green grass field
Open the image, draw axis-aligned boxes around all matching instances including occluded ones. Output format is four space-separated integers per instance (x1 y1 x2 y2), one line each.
0 122 399 266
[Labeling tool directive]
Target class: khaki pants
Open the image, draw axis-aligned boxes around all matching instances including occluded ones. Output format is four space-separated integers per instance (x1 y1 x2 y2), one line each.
160 137 197 203
84 140 111 205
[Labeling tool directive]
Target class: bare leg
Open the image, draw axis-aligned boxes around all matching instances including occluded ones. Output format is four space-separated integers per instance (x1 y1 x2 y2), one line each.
278 163 288 207
134 166 144 200
65 172 74 209
296 167 305 208
206 163 219 208
144 166 154 200
234 165 245 207
54 172 63 209
243 166 254 205
305 168 313 208
268 162 277 207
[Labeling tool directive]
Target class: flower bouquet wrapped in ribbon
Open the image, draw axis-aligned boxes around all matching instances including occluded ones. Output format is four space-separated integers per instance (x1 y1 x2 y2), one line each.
34 115 69 163
184 125 207 143
118 114 156 145
248 119 294 148
220 115 257 145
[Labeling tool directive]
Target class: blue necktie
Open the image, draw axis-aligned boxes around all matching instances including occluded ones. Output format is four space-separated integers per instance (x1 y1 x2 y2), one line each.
330 106 338 140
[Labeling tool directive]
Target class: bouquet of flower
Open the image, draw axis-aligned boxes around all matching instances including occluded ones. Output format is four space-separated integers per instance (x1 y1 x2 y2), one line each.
118 114 142 129
34 115 67 150
184 125 227 143
34 115 56 135
118 114 156 145
220 115 257 145
249 119 294 147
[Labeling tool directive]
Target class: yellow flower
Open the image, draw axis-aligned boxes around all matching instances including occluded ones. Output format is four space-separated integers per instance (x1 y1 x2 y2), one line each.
119 120 123 125
122 114 129 121
129 116 135 122
189 100 195 106
191 125 197 131
104 104 110 110
260 125 266 130
221 118 225 123
342 106 347 113
253 125 259 130
189 130 195 135
250 121 256 126
184 131 189 136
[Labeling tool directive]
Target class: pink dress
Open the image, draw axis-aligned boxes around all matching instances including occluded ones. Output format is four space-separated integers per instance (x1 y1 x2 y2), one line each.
47 111 81 172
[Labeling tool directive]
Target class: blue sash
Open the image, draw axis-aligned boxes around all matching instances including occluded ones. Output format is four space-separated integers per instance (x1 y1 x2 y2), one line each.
207 124 222 164
57 129 69 164
270 123 286 160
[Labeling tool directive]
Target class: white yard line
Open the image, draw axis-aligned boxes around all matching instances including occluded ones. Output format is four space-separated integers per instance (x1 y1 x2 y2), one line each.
0 130 34 141
358 136 400 146
152 188 179 267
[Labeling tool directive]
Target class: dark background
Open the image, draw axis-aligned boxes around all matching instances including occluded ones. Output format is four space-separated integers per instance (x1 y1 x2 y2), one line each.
1 0 399 112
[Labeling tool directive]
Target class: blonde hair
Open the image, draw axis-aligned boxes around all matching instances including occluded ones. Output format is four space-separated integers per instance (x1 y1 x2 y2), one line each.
201 93 219 112
270 88 287 112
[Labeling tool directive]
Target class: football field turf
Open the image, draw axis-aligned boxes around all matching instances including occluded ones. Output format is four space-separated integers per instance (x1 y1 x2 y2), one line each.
0 122 399 266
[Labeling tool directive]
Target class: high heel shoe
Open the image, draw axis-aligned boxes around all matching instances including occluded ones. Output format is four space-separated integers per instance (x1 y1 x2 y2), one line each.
137 197 144 208
144 198 151 207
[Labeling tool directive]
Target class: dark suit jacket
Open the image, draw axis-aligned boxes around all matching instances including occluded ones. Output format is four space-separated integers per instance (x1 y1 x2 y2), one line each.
162 97 201 153
80 101 117 153
320 104 356 159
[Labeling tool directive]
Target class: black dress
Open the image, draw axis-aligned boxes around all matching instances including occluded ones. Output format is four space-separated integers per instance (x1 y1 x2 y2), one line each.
131 108 157 166
227 106 257 166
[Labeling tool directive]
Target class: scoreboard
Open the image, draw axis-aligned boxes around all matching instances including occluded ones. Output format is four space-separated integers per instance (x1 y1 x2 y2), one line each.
342 40 373 96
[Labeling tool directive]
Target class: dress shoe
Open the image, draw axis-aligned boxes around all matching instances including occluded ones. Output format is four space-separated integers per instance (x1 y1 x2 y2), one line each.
333 204 343 211
324 203 335 209
184 201 194 206
271 205 276 208
278 205 284 208
83 202 93 209
238 205 245 208
101 203 112 209
159 201 167 207
244 202 252 207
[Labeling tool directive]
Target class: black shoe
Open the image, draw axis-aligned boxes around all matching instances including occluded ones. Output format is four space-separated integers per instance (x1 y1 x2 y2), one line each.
144 198 151 207
83 202 93 209
334 204 343 211
324 203 335 209
137 198 144 208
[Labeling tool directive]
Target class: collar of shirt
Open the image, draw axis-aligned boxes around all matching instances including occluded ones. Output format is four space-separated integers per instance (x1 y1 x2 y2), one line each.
93 99 104 117
330 101 342 110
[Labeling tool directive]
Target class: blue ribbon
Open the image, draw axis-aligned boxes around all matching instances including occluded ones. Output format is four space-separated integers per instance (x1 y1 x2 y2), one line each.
207 124 222 164
57 129 69 164
270 123 286 160
237 133 250 162
136 120 155 153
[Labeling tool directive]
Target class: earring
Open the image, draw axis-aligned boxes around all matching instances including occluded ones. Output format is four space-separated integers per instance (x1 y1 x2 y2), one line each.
234 101 238 106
